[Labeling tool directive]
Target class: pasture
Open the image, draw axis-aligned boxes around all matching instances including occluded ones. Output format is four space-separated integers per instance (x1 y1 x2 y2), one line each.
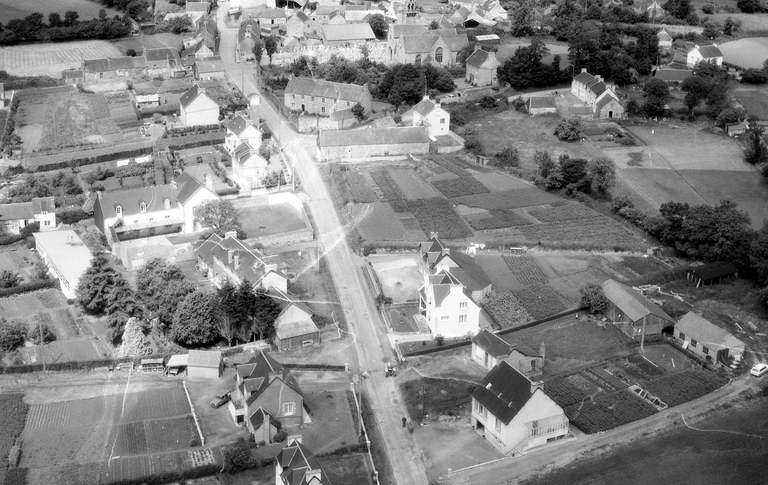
0 0 120 23
734 87 768 120
0 40 121 77
719 37 768 69
232 197 309 239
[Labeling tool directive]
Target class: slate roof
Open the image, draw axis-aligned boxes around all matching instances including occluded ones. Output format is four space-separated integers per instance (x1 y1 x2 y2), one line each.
276 441 328 485
276 319 320 340
687 261 738 281
589 81 606 95
95 184 180 218
466 48 497 68
248 406 271 429
83 56 147 72
472 329 512 358
402 33 468 54
433 250 491 292
601 279 674 323
241 351 303 406
269 287 314 318
255 8 287 19
321 23 376 42
596 93 620 109
179 84 217 110
144 47 179 62
573 72 596 84
655 69 693 81
197 58 225 73
676 312 745 350
0 202 34 221
527 96 557 109
176 172 213 204
319 126 429 147
227 115 250 136
471 361 535 425
569 106 594 115
390 23 426 38
412 97 442 117
186 2 210 12
187 350 222 368
285 77 369 103
196 232 269 285
657 29 672 42
695 44 723 58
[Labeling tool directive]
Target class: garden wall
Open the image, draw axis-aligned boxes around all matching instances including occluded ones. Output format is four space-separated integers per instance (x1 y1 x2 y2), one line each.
271 42 388 66
297 113 355 133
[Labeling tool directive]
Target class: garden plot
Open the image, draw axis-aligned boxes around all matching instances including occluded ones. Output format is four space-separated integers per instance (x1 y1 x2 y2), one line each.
463 208 534 231
471 171 530 192
515 217 645 250
502 255 548 286
483 291 533 329
232 197 309 240
370 169 407 211
511 283 568 319
407 198 473 240
0 40 121 77
431 177 490 198
345 172 376 203
526 203 604 223
102 448 219 484
39 92 109 150
368 254 422 304
453 187 562 211
355 202 407 242
387 168 441 199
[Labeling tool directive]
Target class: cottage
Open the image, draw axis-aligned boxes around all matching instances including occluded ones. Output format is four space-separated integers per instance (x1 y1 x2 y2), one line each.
186 1 211 22
275 438 332 485
687 44 723 68
654 69 693 83
685 261 738 288
269 287 321 350
601 279 676 340
187 349 223 378
675 311 745 364
34 230 93 299
471 361 569 454
594 91 624 119
284 77 372 116
82 56 148 82
570 68 624 118
180 84 220 126
253 8 287 25
465 48 500 86
404 96 451 137
64 69 84 84
657 27 672 48
320 23 376 47
311 5 345 23
725 120 749 137
471 329 544 377
646 0 665 20
0 197 56 234
317 126 430 161
526 96 557 115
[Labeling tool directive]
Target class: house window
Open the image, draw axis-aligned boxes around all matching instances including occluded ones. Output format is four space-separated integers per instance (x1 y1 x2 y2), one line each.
435 47 443 63
531 359 536 371
459 315 467 324
44 221 50 226
115 205 122 216
459 302 467 309
440 118 446 124
702 346 709 355
690 339 698 348
292 94 295 99
292 102 295 109
347 101 351 107
495 418 501 433
149 218 153 222
679 332 686 340
165 215 171 219
321 107 326 113
139 202 147 212
311 96 314 101
440 315 449 320
282 402 295 416
475 400 486 418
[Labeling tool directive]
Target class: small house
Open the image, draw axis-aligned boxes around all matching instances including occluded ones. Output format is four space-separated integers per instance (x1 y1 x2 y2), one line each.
687 44 723 68
725 121 749 137
685 261 738 288
419 271 480 338
269 287 321 350
601 279 675 340
179 84 220 126
465 48 500 87
319 23 376 47
471 329 544 377
195 58 227 80
657 27 672 48
135 94 160 109
674 311 745 364
404 95 451 137
0 197 56 234
34 230 93 299
526 96 557 115
166 354 188 375
140 358 165 372
186 349 223 378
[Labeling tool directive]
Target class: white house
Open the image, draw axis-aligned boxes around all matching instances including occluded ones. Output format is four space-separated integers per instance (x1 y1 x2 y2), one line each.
471 361 569 455
405 96 450 137
674 311 745 364
419 271 480 338
687 44 723 68
34 230 93 299
471 329 544 377
225 115 263 156
419 236 492 302
0 197 56 234
570 69 624 119
465 48 500 86
180 84 220 126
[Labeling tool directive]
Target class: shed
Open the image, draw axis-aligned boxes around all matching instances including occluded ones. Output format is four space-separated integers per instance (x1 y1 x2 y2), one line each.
685 261 738 288
187 349 223 378
601 279 675 339
140 358 164 372
276 319 321 351
166 353 189 375
674 311 745 364
526 96 557 115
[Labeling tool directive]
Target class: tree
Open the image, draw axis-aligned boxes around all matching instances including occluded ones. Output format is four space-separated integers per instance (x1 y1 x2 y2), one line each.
126 48 137 57
553 119 584 141
76 255 123 314
493 146 519 168
429 20 439 30
27 320 56 345
98 8 108 20
723 17 737 36
498 38 552 89
222 438 259 474
0 270 20 289
117 317 152 357
751 223 768 287
167 15 193 34
377 63 425 106
368 14 388 38
264 36 279 64
423 64 454 92
193 199 243 238
742 68 768 84
588 157 616 195
745 121 768 165
351 102 366 122
64 10 80 26
511 6 535 37
534 150 554 177
48 12 62 27
136 259 194 326
0 318 26 351
664 0 692 19
171 290 220 345
237 282 281 341
260 171 286 189
715 106 745 129
580 284 607 313
252 39 263 64
479 96 497 109
642 78 669 116
681 75 711 114
737 0 761 13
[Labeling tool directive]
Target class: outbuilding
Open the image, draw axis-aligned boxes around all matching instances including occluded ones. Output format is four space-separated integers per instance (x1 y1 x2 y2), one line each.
674 311 744 364
685 261 738 288
526 96 557 115
187 350 223 379
601 279 675 340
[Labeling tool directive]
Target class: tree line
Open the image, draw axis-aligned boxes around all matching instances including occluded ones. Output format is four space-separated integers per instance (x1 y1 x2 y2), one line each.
0 10 133 44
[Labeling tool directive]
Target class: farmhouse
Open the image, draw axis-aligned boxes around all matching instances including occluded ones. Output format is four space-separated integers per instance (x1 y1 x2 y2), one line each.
269 287 321 350
187 350 223 378
526 96 557 115
0 197 56 234
82 56 148 81
419 236 492 302
419 271 480 338
284 77 372 117
465 48 500 86
571 69 624 118
685 261 738 288
403 95 451 137
276 438 332 485
180 84 220 126
675 311 745 364
34 230 93 299
196 231 288 292
319 23 376 47
601 279 676 340
229 351 306 429
318 126 430 161
471 329 544 377
687 44 723 68
93 172 219 241
471 361 569 455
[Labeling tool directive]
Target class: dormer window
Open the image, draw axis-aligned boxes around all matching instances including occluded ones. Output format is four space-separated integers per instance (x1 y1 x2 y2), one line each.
139 201 147 212
115 205 123 217
163 197 171 210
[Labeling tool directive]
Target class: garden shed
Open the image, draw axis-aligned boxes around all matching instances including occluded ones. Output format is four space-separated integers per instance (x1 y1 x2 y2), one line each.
686 262 738 288
601 279 675 340
140 358 164 372
166 353 189 376
187 350 223 379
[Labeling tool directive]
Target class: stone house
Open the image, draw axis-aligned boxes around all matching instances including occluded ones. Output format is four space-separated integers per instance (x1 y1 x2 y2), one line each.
403 96 451 137
143 47 184 78
657 27 672 48
465 48 500 86
571 68 624 119
317 126 430 161
82 56 148 82
236 19 259 62
526 96 557 115
0 197 56 234
284 77 372 116
319 23 376 47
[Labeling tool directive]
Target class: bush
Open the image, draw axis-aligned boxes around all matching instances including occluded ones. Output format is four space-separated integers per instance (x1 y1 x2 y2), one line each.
479 96 497 109
27 322 56 345
688 114 696 122
742 68 768 84
493 146 519 168
273 429 288 442
0 270 21 289
511 96 527 113
56 208 90 224
701 3 715 14
435 334 445 346
0 318 27 351
0 234 24 246
554 119 584 141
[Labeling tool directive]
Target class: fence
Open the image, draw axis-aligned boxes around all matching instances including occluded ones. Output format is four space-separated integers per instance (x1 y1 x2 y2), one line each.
350 384 381 485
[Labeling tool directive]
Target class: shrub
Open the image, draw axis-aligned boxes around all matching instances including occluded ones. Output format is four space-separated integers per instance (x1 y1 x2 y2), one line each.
0 279 57 297
27 322 56 345
511 96 527 113
742 68 768 84
493 146 519 168
0 270 21 289
435 334 445 346
273 429 288 442
580 283 607 313
688 114 696 122
222 437 259 474
0 318 27 351
479 95 497 109
554 119 584 141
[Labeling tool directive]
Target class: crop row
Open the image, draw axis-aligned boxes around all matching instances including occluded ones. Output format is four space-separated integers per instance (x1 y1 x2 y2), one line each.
467 209 532 230
503 256 548 285
566 390 657 434
483 291 533 329
344 172 376 203
526 203 603 223
371 170 406 203
407 198 473 240
518 218 642 249
429 157 471 177
544 376 587 408
511 284 566 320
431 176 490 198
644 368 729 407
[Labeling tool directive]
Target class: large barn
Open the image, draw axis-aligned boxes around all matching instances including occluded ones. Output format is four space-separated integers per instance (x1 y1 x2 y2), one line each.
601 280 675 340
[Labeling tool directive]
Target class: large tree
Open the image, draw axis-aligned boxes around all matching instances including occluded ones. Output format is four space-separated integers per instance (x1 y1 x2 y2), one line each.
642 78 669 117
0 318 26 351
745 121 768 166
193 199 244 239
171 290 220 345
264 35 279 64
237 281 281 341
497 38 552 89
136 259 194 326
588 157 616 196
368 14 388 38
377 63 425 106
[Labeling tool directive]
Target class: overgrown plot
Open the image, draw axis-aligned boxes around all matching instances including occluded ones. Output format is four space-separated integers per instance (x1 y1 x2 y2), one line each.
565 390 657 434
511 284 567 319
431 177 490 198
483 291 533 329
503 256 548 285
345 172 376 203
644 369 729 407
465 209 533 230
526 203 603 223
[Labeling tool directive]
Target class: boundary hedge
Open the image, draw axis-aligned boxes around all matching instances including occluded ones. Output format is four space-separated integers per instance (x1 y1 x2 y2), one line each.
0 280 57 298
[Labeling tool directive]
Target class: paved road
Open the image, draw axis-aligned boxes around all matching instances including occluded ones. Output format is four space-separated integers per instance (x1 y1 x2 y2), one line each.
215 7 429 485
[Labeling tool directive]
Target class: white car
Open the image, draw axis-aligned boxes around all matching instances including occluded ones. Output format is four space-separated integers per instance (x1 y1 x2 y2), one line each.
750 363 768 377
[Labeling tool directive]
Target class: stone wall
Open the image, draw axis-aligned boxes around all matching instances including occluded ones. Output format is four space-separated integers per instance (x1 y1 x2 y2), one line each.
320 141 430 161
297 113 356 133
272 41 388 66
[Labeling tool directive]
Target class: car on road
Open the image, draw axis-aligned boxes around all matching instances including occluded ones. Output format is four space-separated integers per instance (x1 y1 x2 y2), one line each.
210 392 231 408
751 363 768 377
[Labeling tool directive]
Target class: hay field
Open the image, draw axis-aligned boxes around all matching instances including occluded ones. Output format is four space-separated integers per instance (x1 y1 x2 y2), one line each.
0 0 119 23
0 40 121 77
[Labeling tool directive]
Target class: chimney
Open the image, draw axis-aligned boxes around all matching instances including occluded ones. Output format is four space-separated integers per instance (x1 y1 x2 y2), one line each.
581 67 587 73
530 379 544 393
287 434 302 446
224 230 237 239
474 45 482 52
430 232 439 240
234 254 240 269
67 235 74 244
96 190 103 200
228 249 235 264
539 342 546 362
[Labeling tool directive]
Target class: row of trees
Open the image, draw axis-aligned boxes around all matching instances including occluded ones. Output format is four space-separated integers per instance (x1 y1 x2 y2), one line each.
0 11 132 44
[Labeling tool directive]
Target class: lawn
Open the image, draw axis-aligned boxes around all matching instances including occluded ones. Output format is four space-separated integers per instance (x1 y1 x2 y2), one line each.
233 197 309 239
355 202 407 242
322 453 374 485
0 0 119 23
345 172 377 203
388 304 420 333
734 87 768 120
300 390 359 455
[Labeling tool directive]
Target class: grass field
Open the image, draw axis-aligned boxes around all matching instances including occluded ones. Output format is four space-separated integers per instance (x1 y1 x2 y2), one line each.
368 254 422 304
0 0 120 23
233 198 309 239
734 87 768 120
323 453 374 485
0 40 121 77
719 37 768 68
355 202 407 242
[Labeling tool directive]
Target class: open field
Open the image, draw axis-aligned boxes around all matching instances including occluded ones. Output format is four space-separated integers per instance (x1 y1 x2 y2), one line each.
0 0 120 23
368 254 422 304
0 40 121 77
709 12 768 32
734 87 768 120
232 197 309 239
355 202 407 242
719 37 768 68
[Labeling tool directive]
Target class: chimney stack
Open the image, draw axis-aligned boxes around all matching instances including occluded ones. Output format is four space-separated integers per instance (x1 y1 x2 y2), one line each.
228 249 235 264
224 230 237 239
234 254 240 269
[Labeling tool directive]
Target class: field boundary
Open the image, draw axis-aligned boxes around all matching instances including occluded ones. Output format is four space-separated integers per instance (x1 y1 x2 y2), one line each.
183 380 205 447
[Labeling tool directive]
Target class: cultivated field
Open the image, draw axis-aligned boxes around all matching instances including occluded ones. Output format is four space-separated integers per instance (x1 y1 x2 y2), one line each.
719 37 768 69
0 40 121 77
0 0 120 23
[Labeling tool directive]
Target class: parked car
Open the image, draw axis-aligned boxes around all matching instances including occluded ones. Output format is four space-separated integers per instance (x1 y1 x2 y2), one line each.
210 392 231 408
750 363 768 377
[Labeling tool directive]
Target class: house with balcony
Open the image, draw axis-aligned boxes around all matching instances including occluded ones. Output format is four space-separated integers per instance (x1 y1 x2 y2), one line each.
471 361 569 455
471 329 544 377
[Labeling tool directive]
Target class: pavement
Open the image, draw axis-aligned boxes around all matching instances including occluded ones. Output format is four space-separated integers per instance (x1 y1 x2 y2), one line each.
215 6 429 485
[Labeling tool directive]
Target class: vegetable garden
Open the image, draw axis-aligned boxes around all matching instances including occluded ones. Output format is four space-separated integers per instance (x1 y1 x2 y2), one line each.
407 198 473 240
511 284 567 319
465 209 532 230
453 188 562 211
371 170 407 212
526 203 603 223
345 172 376 203
503 256 548 285
483 291 533 329
644 368 729 407
565 390 657 434
431 177 490 198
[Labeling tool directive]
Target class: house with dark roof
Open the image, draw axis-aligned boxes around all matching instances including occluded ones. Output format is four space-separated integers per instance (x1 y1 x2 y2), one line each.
82 56 148 82
284 77 372 117
0 197 56 234
317 126 430 161
471 330 544 377
236 18 260 62
526 96 557 115
182 16 218 60
269 287 321 350
654 68 693 83
601 279 676 340
180 84 220 126
319 23 376 47
674 311 745 364
194 57 226 80
465 48 500 86
231 141 280 190
196 232 288 293
687 44 723 68
685 261 738 288
570 68 624 119
418 236 492 302
402 95 450 137
143 47 184 78
471 361 568 454
275 437 332 485
93 172 219 242
657 27 672 48
229 351 306 431
390 28 469 66
225 115 263 154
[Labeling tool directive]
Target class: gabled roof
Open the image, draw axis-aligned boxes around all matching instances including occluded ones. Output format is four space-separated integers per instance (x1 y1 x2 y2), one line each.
197 58 225 73
179 84 218 109
527 96 557 109
31 196 55 214
573 71 596 84
196 232 269 285
187 1 210 12
269 287 313 318
145 47 179 62
472 329 513 358
321 23 376 42
227 115 252 136
687 261 738 281
319 126 429 147
655 69 693 82
588 81 606 95
285 77 369 103
466 48 496 69
432 249 491 292
596 92 620 109
248 406 272 429
657 29 672 41
255 8 287 19
676 312 745 350
95 184 180 218
187 349 222 368
175 171 215 204
0 202 34 221
471 361 536 425
390 23 426 38
276 441 328 485
412 97 443 117
276 319 320 340
694 44 723 58
601 279 674 323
